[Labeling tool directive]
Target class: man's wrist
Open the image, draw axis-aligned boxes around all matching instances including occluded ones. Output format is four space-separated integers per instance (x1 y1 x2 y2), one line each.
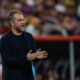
27 53 37 61
32 53 37 59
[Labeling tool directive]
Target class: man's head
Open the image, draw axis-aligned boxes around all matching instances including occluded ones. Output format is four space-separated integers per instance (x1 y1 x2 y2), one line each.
8 10 25 32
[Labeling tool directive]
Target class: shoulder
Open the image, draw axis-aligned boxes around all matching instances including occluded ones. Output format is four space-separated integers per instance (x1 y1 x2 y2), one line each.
0 30 11 42
22 31 35 42
23 31 33 38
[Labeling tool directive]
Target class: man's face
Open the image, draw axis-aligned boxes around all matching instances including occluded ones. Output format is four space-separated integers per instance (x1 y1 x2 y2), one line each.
11 13 25 32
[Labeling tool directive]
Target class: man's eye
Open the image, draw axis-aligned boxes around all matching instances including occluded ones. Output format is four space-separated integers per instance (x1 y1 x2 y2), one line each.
18 19 24 21
18 19 22 21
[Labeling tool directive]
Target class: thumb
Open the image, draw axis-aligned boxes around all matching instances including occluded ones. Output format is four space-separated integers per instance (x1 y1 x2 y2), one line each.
37 48 41 52
28 50 32 54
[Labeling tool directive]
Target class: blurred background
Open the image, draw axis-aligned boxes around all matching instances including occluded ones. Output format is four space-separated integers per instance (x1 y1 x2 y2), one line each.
0 0 80 80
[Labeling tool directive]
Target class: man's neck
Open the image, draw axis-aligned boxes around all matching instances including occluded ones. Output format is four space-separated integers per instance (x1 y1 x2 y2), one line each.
11 27 22 36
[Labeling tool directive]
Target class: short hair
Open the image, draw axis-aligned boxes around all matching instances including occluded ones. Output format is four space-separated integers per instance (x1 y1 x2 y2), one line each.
8 10 23 26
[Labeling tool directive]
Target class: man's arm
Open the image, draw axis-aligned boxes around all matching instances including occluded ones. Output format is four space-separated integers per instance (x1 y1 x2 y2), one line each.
28 34 48 62
27 49 48 61
0 37 28 68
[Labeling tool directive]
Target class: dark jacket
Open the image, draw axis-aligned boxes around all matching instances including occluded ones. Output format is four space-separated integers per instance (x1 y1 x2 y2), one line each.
0 30 36 80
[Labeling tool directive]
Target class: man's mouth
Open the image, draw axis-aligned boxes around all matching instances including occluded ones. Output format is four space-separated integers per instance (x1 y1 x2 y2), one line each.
21 24 25 27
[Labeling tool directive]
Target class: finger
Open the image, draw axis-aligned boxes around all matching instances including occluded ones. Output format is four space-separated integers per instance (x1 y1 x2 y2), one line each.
44 53 48 56
37 51 47 56
38 48 41 51
43 56 48 58
41 51 48 54
44 51 48 54
42 50 47 53
28 50 32 54
37 48 41 51
43 53 48 56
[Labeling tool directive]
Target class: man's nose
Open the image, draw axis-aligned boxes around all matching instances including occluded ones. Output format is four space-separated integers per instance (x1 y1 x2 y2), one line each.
21 20 25 24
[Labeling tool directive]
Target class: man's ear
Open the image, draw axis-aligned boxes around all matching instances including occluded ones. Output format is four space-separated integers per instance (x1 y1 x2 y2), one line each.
10 20 14 26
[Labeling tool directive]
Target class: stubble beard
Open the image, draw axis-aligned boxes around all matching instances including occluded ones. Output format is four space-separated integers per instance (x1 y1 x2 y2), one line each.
14 26 23 33
14 24 25 33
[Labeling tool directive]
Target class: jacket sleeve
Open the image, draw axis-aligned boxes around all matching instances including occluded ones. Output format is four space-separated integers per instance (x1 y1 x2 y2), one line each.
30 35 40 63
0 37 29 68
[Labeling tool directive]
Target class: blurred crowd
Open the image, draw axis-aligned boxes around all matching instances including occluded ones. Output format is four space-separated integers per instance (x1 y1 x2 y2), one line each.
0 0 80 36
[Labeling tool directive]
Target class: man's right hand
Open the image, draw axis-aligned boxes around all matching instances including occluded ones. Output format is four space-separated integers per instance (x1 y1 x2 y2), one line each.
27 50 36 61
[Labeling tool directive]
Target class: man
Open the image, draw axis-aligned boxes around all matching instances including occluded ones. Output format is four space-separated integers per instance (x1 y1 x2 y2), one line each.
0 10 48 80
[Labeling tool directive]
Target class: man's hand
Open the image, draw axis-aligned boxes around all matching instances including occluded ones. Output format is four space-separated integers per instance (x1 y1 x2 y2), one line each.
27 50 36 61
27 49 48 61
36 49 48 59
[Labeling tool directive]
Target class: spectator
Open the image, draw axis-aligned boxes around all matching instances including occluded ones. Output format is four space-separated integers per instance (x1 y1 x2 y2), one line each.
0 64 2 80
0 19 10 34
25 16 42 35
46 68 58 80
